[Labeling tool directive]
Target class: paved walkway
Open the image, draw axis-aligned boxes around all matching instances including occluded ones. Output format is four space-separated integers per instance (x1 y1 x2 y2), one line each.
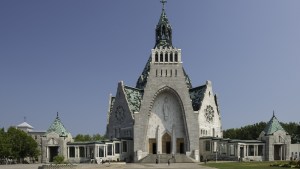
0 163 216 169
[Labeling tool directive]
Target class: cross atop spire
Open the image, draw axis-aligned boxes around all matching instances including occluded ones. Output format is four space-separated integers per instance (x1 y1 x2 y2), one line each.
160 0 167 10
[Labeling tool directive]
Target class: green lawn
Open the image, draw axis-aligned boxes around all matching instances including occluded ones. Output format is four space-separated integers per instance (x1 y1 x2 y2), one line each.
202 161 283 169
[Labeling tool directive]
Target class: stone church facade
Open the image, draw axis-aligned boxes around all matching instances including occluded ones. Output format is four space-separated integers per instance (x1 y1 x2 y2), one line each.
106 1 222 162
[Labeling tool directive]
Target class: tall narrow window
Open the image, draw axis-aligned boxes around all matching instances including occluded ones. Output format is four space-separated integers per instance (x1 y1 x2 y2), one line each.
69 147 75 158
99 146 105 157
258 145 263 156
107 144 113 156
170 69 172 77
175 69 177 77
122 141 127 152
115 143 120 154
155 53 158 62
205 141 210 151
165 70 167 77
79 147 85 157
165 53 168 62
175 52 178 62
161 70 162 77
160 53 163 62
156 69 158 77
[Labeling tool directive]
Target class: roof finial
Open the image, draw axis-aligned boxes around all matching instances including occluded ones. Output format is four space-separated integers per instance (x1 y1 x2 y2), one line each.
57 112 59 117
24 116 27 122
160 0 167 10
273 110 275 117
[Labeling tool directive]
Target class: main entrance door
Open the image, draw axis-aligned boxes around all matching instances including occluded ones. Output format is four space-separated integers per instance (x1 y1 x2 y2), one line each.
162 133 171 154
176 138 185 154
149 139 157 154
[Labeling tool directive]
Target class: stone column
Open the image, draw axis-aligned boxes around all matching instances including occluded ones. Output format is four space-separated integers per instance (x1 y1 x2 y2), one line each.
157 126 162 154
172 125 176 154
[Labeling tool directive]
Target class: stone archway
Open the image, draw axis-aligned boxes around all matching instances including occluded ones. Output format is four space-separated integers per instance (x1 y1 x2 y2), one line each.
146 87 188 154
162 133 171 154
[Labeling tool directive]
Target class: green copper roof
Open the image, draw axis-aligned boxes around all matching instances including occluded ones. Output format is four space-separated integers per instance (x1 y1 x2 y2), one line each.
189 85 207 111
124 86 143 113
46 113 70 137
109 96 115 113
136 57 151 89
263 114 285 135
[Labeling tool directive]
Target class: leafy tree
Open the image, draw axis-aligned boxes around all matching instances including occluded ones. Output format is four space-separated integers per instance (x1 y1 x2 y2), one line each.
0 128 11 159
223 122 266 140
6 127 39 162
223 121 300 143
74 133 105 142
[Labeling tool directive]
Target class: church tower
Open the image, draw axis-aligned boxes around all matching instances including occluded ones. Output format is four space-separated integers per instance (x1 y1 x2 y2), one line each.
106 1 222 162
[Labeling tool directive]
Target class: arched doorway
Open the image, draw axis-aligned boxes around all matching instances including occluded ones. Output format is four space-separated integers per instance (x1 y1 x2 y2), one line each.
162 133 171 154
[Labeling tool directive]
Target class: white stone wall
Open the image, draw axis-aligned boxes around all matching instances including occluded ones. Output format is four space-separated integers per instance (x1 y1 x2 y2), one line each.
198 81 222 138
106 82 134 140
290 144 300 160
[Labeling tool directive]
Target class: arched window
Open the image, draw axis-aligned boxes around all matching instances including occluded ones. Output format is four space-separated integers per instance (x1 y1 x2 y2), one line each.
165 53 168 62
155 53 158 62
175 52 178 62
160 53 164 62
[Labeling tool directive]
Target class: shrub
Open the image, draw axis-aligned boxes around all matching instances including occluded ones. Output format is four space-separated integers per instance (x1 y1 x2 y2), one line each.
53 155 65 164
297 160 300 167
289 160 297 166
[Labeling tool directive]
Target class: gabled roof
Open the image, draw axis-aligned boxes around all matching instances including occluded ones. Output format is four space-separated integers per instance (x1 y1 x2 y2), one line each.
189 85 207 111
17 121 34 129
263 114 285 135
124 85 144 113
46 113 70 137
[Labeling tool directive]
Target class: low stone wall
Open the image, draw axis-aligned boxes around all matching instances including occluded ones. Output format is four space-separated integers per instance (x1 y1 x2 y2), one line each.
38 164 77 169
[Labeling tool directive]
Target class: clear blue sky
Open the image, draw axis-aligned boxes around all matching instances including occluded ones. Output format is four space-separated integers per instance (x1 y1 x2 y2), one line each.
1 0 299 136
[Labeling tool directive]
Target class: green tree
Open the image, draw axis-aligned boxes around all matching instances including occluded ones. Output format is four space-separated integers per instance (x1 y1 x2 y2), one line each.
74 134 105 142
0 128 11 159
223 122 266 140
223 121 300 143
6 127 39 162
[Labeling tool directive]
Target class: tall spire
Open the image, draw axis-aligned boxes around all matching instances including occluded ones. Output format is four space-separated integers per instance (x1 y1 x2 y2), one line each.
155 0 173 48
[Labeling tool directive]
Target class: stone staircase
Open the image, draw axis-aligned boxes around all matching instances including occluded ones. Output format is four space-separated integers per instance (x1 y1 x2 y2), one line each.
139 154 195 163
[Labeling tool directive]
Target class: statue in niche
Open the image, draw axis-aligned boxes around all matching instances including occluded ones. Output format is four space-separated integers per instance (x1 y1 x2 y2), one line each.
162 96 170 121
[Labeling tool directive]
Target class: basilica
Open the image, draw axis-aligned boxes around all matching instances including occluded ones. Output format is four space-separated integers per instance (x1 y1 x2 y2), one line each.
15 1 296 164
106 1 223 162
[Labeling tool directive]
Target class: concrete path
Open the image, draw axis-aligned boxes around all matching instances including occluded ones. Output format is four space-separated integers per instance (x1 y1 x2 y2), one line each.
0 163 216 169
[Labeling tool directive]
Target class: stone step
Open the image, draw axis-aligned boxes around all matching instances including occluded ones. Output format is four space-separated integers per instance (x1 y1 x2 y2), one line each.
139 154 195 163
